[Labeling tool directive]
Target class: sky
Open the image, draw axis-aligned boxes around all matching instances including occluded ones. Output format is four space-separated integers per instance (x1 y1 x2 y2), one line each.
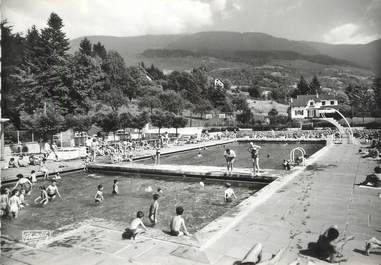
2 0 381 44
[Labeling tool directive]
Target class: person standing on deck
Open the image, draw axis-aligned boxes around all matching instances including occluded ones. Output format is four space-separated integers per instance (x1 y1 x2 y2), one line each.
249 142 261 177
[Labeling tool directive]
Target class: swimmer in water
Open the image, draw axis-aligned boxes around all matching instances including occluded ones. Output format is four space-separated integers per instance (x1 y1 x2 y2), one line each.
197 148 203 158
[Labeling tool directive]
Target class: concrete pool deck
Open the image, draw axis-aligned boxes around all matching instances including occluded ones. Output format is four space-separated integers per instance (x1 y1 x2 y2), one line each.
2 141 381 265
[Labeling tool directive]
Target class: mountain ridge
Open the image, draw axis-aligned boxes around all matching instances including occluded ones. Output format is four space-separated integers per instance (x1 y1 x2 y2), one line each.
69 31 381 75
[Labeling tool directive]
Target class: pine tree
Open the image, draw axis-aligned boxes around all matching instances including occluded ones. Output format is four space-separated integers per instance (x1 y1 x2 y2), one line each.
296 76 310 95
79 38 92 56
93 41 107 60
309 75 321 95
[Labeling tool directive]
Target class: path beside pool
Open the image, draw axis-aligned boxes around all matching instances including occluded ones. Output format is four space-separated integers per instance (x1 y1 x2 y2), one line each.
2 141 381 265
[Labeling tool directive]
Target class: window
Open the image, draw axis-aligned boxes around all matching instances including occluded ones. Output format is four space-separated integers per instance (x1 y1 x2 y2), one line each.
295 110 304 116
322 101 326 106
309 101 314 106
330 100 335 105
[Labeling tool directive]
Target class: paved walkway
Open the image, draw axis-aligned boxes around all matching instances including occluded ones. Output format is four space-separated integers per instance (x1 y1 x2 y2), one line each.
2 143 381 265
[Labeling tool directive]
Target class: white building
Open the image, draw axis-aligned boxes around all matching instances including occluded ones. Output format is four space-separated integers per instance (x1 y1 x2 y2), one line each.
290 94 338 119
214 78 224 89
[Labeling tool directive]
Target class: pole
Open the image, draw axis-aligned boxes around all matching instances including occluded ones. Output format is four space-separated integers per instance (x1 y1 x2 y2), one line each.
60 132 63 148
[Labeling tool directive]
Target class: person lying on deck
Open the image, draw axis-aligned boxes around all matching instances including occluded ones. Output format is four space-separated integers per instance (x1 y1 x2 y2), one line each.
239 243 284 265
356 166 381 188
365 237 381 256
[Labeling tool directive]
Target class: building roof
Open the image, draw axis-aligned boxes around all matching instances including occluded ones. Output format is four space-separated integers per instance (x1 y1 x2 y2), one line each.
290 94 335 108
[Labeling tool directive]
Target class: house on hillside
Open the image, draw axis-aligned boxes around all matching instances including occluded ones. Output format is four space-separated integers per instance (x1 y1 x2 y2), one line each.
214 78 224 89
290 94 338 120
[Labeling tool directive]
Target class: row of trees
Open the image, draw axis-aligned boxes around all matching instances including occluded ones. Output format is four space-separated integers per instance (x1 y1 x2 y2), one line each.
21 105 188 140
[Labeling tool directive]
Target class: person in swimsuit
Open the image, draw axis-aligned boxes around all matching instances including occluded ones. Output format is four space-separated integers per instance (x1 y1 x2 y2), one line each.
112 179 119 195
9 189 21 219
34 186 49 207
249 142 261 176
0 188 10 217
148 194 159 225
46 180 62 201
224 148 236 175
94 184 103 204
123 211 147 240
356 166 381 187
155 143 161 165
170 206 190 236
12 174 32 195
224 183 237 203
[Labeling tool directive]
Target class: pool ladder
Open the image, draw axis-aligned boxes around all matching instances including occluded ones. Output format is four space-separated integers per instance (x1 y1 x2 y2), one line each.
290 147 306 165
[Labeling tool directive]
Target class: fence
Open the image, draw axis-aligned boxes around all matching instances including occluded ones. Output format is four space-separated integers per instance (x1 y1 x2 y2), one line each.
4 131 37 145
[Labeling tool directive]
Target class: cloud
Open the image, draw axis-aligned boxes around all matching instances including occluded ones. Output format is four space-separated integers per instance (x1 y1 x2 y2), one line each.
275 0 304 16
323 23 379 44
2 0 217 38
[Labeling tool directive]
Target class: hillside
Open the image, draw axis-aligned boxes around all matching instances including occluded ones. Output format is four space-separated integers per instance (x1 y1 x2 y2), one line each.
70 31 380 74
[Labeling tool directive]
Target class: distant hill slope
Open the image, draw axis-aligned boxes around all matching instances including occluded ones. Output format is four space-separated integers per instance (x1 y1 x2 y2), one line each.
69 31 380 74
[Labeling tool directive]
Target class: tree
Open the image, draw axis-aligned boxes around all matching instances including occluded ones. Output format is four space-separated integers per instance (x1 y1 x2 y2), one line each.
236 106 253 125
119 112 134 129
172 116 188 136
79 37 92 56
232 94 248 111
95 112 120 139
93 41 107 60
101 87 127 111
296 76 310 95
372 77 381 116
309 75 321 95
138 95 161 113
150 110 174 135
65 114 93 132
132 112 150 139
158 90 185 114
20 105 65 141
1 21 25 127
40 13 70 63
248 86 260 98
193 99 212 118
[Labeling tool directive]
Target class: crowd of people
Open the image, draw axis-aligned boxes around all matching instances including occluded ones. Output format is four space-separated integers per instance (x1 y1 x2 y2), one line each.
0 173 62 218
250 129 334 140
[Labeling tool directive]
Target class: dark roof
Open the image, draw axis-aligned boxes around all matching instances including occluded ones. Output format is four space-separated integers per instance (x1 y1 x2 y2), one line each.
290 94 336 107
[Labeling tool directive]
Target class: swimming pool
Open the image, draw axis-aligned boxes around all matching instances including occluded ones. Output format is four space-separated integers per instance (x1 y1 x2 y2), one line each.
138 141 325 170
1 172 263 240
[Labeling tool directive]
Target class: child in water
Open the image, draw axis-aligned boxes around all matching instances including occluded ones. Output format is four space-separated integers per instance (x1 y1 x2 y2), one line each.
30 170 37 184
9 189 21 218
149 194 160 225
94 184 104 204
34 186 49 207
0 188 10 217
112 179 119 195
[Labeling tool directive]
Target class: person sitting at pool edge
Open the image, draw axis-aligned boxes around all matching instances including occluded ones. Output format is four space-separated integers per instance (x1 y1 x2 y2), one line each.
170 206 190 236
356 166 381 187
123 211 147 240
224 183 237 203
224 148 236 175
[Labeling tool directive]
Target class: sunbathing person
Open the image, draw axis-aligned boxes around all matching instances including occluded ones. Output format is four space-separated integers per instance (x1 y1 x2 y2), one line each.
365 237 381 256
239 243 284 265
356 166 381 187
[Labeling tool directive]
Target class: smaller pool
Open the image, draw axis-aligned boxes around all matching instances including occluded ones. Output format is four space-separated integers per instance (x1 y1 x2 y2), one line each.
1 172 263 240
138 141 325 170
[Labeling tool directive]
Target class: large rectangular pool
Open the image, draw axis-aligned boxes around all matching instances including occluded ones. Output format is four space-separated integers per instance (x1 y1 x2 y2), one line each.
138 141 325 170
2 172 263 240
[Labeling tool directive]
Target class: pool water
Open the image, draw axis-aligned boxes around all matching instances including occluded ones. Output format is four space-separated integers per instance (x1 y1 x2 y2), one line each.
139 141 325 170
1 172 262 240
